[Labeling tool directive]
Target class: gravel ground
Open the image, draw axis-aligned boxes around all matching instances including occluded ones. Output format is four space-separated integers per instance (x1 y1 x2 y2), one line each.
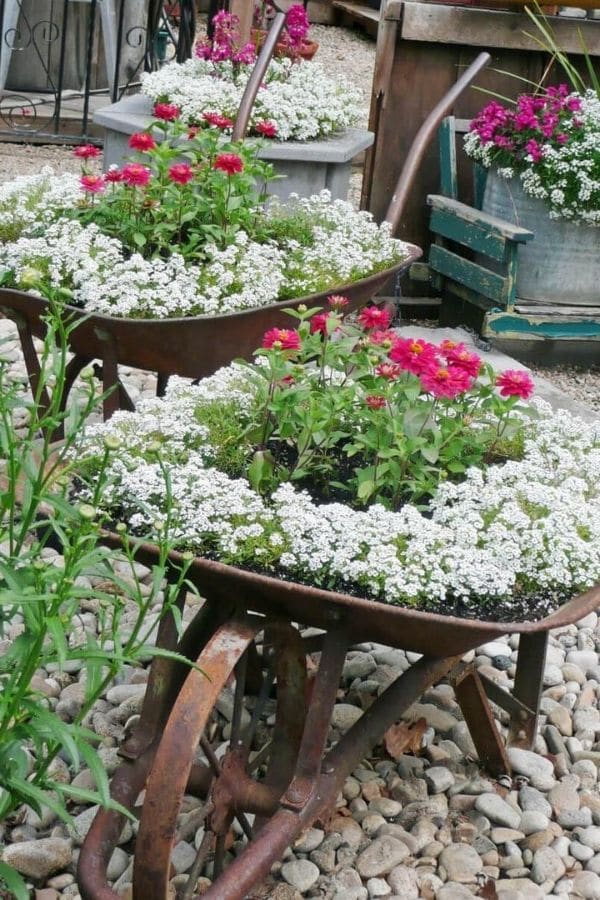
1 23 600 900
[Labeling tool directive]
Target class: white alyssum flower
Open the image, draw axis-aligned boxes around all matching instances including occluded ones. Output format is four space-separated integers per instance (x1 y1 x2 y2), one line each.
0 188 409 320
74 373 600 610
0 169 81 242
141 57 362 141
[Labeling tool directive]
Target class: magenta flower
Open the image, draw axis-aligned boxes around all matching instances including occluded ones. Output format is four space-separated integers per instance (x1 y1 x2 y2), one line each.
121 163 152 187
496 370 535 400
168 163 194 185
80 174 105 194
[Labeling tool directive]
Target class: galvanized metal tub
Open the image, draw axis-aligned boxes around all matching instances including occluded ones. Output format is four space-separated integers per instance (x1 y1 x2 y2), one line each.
482 171 600 306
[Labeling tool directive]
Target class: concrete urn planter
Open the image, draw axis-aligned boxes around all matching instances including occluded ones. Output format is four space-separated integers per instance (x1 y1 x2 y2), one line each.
94 93 374 202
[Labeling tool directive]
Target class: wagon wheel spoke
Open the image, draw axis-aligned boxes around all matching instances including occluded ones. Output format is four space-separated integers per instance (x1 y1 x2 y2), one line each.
125 617 308 899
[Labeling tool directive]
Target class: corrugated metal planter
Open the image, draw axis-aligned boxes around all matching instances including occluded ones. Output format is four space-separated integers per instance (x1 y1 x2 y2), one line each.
482 171 600 306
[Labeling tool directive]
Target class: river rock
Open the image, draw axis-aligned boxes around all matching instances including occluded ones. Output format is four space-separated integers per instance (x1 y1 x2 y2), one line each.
530 846 566 884
475 794 521 829
281 859 320 893
508 748 556 790
2 838 72 880
387 865 419 897
331 704 363 732
356 836 410 878
438 843 482 883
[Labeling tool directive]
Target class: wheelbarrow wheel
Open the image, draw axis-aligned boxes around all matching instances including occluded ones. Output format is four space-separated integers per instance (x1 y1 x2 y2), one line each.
131 615 308 899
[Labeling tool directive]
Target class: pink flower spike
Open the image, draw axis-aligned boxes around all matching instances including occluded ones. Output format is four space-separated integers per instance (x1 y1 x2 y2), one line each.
496 369 534 400
80 174 105 194
365 395 386 410
375 362 403 381
74 144 101 159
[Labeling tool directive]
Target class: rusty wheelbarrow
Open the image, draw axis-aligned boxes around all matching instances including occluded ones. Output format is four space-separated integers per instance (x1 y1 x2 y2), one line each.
77 538 600 900
0 4 419 435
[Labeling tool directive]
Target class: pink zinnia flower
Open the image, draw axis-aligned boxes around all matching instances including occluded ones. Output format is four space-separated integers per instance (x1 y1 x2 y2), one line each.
375 362 402 381
255 120 278 138
390 338 437 375
495 369 534 400
328 294 349 310
445 345 482 378
104 166 123 183
74 144 101 159
358 306 391 330
153 102 181 122
420 365 473 399
168 163 194 185
80 174 105 194
128 132 156 152
310 311 331 335
202 111 234 129
213 152 244 175
121 163 152 187
365 395 386 410
369 329 397 348
262 328 301 351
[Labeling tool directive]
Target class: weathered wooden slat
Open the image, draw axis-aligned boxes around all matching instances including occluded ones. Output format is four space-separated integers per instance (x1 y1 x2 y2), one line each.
429 243 507 304
430 206 508 261
514 303 600 318
400 4 600 54
428 195 534 243
332 1 381 25
439 116 458 201
485 311 600 340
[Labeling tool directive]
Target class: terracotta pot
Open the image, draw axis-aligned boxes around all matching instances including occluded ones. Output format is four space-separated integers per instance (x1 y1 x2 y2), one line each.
251 28 319 61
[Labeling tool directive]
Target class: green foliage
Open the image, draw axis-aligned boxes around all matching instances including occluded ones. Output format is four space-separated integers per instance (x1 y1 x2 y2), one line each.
71 121 276 262
193 399 250 475
235 306 532 508
0 307 195 895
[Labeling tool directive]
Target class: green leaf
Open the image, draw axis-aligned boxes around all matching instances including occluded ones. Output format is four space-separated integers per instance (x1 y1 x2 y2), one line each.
132 232 147 248
0 860 29 900
421 446 440 464
357 479 375 501
8 776 73 826
247 450 274 493
446 461 466 473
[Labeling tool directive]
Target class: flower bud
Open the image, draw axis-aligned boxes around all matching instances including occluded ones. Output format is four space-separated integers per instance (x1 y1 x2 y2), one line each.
19 266 43 289
115 522 127 533
80 366 95 380
78 503 96 520
104 435 122 451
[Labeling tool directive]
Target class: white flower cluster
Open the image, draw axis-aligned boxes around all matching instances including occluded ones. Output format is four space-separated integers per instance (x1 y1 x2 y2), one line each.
141 57 362 141
75 374 600 609
0 169 81 241
0 184 408 319
465 90 600 226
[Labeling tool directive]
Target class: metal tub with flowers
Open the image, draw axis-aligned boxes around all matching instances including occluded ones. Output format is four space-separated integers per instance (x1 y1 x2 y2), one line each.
426 78 600 349
70 298 600 899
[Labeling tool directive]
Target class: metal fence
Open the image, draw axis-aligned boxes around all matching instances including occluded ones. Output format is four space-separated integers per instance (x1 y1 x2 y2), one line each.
0 0 197 142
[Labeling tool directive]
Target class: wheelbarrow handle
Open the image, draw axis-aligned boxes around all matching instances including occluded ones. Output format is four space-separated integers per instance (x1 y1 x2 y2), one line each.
384 51 491 233
232 8 288 141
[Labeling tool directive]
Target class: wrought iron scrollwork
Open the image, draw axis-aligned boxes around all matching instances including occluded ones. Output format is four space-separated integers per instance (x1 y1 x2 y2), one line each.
0 0 198 142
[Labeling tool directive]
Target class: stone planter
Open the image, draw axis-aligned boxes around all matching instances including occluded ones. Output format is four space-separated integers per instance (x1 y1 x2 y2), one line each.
482 171 600 306
94 93 374 202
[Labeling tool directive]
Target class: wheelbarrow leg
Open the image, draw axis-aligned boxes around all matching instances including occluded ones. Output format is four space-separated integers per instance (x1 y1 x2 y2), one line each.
507 631 548 749
451 663 510 777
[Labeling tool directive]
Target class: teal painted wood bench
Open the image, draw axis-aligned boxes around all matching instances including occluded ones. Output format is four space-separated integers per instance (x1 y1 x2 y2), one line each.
425 116 600 344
